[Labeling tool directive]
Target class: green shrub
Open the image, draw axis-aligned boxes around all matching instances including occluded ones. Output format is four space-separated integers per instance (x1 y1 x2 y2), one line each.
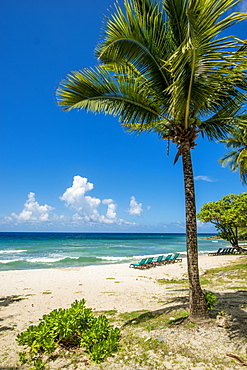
203 291 218 310
17 299 120 368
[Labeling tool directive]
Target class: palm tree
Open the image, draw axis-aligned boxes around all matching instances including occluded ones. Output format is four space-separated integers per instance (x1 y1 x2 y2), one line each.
219 125 247 184
56 0 247 322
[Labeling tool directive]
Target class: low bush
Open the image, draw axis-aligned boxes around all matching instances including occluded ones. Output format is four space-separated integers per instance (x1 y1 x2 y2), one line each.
17 299 120 369
203 291 218 310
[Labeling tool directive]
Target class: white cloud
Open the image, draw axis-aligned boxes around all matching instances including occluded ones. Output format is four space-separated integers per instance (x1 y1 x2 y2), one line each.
102 199 114 205
194 175 215 182
60 176 99 212
237 2 247 12
127 196 143 216
11 192 54 222
60 175 128 224
1 175 137 228
197 220 205 228
197 220 216 232
105 202 117 220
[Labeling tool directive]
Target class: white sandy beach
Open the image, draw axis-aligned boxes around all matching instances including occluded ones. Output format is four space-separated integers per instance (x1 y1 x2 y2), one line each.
0 254 246 369
0 254 242 313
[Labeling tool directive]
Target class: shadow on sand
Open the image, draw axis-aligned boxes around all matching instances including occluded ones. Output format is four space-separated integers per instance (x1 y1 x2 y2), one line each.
122 288 247 343
0 295 24 308
214 290 247 342
122 290 189 327
0 295 25 333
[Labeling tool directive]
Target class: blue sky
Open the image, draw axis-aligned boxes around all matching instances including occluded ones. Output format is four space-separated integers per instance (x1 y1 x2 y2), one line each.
0 0 246 233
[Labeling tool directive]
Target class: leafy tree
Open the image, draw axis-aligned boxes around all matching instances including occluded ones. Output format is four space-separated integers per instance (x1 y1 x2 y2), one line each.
218 125 247 184
197 193 247 252
56 0 247 322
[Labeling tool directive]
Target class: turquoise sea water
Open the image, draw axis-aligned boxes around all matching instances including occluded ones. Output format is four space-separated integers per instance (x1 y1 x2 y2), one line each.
0 232 230 271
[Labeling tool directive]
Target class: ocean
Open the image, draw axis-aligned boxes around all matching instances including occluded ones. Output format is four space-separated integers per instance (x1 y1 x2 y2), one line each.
0 232 230 271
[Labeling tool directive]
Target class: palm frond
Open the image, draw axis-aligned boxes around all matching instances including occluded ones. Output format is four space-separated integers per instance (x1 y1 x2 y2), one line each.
163 0 188 46
96 0 172 92
219 150 240 171
163 0 247 125
56 65 167 125
219 123 247 184
57 0 247 148
201 101 247 140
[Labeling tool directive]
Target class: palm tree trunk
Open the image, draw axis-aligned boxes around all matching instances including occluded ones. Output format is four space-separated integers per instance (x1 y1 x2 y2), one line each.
181 140 209 322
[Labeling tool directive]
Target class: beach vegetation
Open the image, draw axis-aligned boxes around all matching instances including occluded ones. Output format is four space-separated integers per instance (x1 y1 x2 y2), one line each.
56 0 247 323
203 291 218 310
17 299 120 368
197 193 247 252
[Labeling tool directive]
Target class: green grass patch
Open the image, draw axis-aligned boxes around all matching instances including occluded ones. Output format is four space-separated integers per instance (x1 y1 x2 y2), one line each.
158 278 188 285
203 257 247 277
118 310 148 322
157 257 247 289
119 308 189 331
227 286 247 290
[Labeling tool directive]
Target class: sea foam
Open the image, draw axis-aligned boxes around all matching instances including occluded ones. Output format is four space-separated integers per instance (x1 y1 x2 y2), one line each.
0 249 27 254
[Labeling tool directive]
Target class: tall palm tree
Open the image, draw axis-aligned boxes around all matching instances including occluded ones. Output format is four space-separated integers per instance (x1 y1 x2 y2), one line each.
56 0 247 322
219 125 247 184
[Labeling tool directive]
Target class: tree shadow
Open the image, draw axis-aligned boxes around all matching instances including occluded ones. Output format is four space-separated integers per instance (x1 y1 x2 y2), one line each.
212 290 247 343
0 295 25 332
122 293 189 327
0 325 14 332
0 295 24 307
122 289 247 344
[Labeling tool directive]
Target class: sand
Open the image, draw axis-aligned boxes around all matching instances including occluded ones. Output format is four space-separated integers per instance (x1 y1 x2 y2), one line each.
0 254 246 369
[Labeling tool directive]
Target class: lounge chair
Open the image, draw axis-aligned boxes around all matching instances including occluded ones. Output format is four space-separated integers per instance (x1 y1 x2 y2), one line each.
208 248 222 256
142 257 156 269
129 258 147 269
158 254 173 265
222 248 231 254
169 253 182 263
152 255 164 264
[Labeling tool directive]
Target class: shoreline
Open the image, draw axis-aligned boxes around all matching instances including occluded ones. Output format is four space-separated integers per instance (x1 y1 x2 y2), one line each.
1 245 242 272
0 253 246 368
